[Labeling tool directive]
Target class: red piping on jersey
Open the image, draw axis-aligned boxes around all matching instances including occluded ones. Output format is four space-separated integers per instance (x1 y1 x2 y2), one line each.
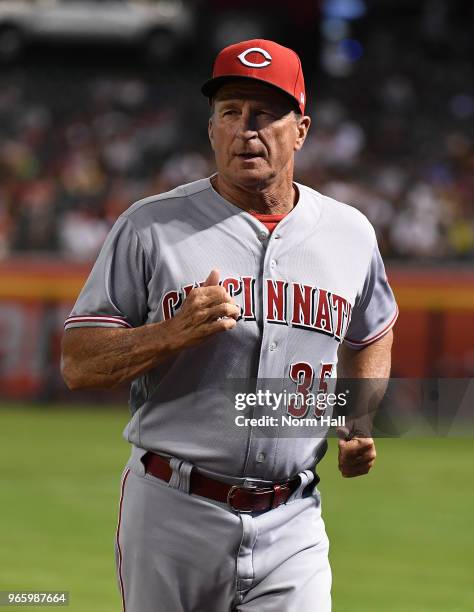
64 315 132 328
344 305 399 347
116 468 130 612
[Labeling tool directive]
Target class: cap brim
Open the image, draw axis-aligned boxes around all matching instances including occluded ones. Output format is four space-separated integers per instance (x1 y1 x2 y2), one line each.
201 75 302 113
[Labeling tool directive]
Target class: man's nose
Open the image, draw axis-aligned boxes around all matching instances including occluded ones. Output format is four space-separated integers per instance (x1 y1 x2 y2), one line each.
236 111 258 138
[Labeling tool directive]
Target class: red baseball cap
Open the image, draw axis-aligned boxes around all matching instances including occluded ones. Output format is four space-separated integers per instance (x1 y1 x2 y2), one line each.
202 39 306 114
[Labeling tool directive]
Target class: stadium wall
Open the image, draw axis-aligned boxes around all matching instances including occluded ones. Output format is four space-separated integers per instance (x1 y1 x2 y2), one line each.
0 260 473 399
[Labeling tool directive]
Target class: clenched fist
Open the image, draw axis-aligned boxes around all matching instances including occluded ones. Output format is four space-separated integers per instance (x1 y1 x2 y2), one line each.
336 427 377 478
164 268 240 352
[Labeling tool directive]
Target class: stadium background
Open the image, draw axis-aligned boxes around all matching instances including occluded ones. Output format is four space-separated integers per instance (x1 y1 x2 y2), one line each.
0 1 473 610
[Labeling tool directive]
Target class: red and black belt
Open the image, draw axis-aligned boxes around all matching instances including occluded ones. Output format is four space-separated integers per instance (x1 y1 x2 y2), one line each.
142 452 317 513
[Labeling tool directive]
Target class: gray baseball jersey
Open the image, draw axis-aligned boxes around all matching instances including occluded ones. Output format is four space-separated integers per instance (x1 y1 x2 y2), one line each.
65 177 398 482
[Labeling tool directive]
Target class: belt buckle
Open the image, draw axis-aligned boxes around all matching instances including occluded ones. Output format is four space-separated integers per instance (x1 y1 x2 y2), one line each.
227 484 271 513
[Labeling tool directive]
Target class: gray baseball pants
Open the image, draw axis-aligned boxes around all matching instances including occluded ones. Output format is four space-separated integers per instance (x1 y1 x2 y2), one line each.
115 450 332 612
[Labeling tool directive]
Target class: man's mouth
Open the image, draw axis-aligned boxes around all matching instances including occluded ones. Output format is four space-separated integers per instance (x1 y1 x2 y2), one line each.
237 153 264 160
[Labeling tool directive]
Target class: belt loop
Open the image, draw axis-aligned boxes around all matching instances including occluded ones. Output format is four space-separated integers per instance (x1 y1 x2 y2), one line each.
288 469 314 502
132 447 149 476
177 461 193 494
168 458 183 489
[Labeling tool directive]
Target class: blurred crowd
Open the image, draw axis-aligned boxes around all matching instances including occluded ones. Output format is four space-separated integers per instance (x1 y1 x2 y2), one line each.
0 4 473 261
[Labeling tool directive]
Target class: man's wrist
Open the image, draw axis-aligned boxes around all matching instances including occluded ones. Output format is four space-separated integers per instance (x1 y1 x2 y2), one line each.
150 319 183 359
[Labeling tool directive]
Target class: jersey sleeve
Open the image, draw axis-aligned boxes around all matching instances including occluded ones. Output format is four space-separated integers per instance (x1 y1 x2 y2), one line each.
64 216 150 330
344 241 398 349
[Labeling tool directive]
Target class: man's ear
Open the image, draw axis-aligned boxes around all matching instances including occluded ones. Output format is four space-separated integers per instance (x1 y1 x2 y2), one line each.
294 115 311 152
208 117 215 152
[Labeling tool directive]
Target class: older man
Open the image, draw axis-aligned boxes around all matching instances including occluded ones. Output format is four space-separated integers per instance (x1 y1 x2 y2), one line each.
62 39 397 612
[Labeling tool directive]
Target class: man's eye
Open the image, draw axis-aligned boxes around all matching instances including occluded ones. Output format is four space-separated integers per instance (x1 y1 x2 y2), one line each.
223 109 238 116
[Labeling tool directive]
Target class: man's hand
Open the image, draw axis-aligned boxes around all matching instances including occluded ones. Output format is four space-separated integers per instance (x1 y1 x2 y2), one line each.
164 269 240 351
337 427 377 478
61 268 240 391
335 332 392 478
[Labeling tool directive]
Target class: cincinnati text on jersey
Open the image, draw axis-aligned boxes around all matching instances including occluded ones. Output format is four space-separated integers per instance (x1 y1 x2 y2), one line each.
161 276 352 342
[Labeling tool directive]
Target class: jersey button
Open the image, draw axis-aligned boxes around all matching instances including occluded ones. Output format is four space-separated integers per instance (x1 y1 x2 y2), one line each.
270 259 276 268
269 342 277 351
259 231 268 241
256 452 266 463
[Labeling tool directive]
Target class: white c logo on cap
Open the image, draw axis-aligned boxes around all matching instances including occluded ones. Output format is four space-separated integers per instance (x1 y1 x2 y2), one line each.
237 47 272 68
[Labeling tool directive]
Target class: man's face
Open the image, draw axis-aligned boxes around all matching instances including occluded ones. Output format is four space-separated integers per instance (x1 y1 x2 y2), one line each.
208 80 310 189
